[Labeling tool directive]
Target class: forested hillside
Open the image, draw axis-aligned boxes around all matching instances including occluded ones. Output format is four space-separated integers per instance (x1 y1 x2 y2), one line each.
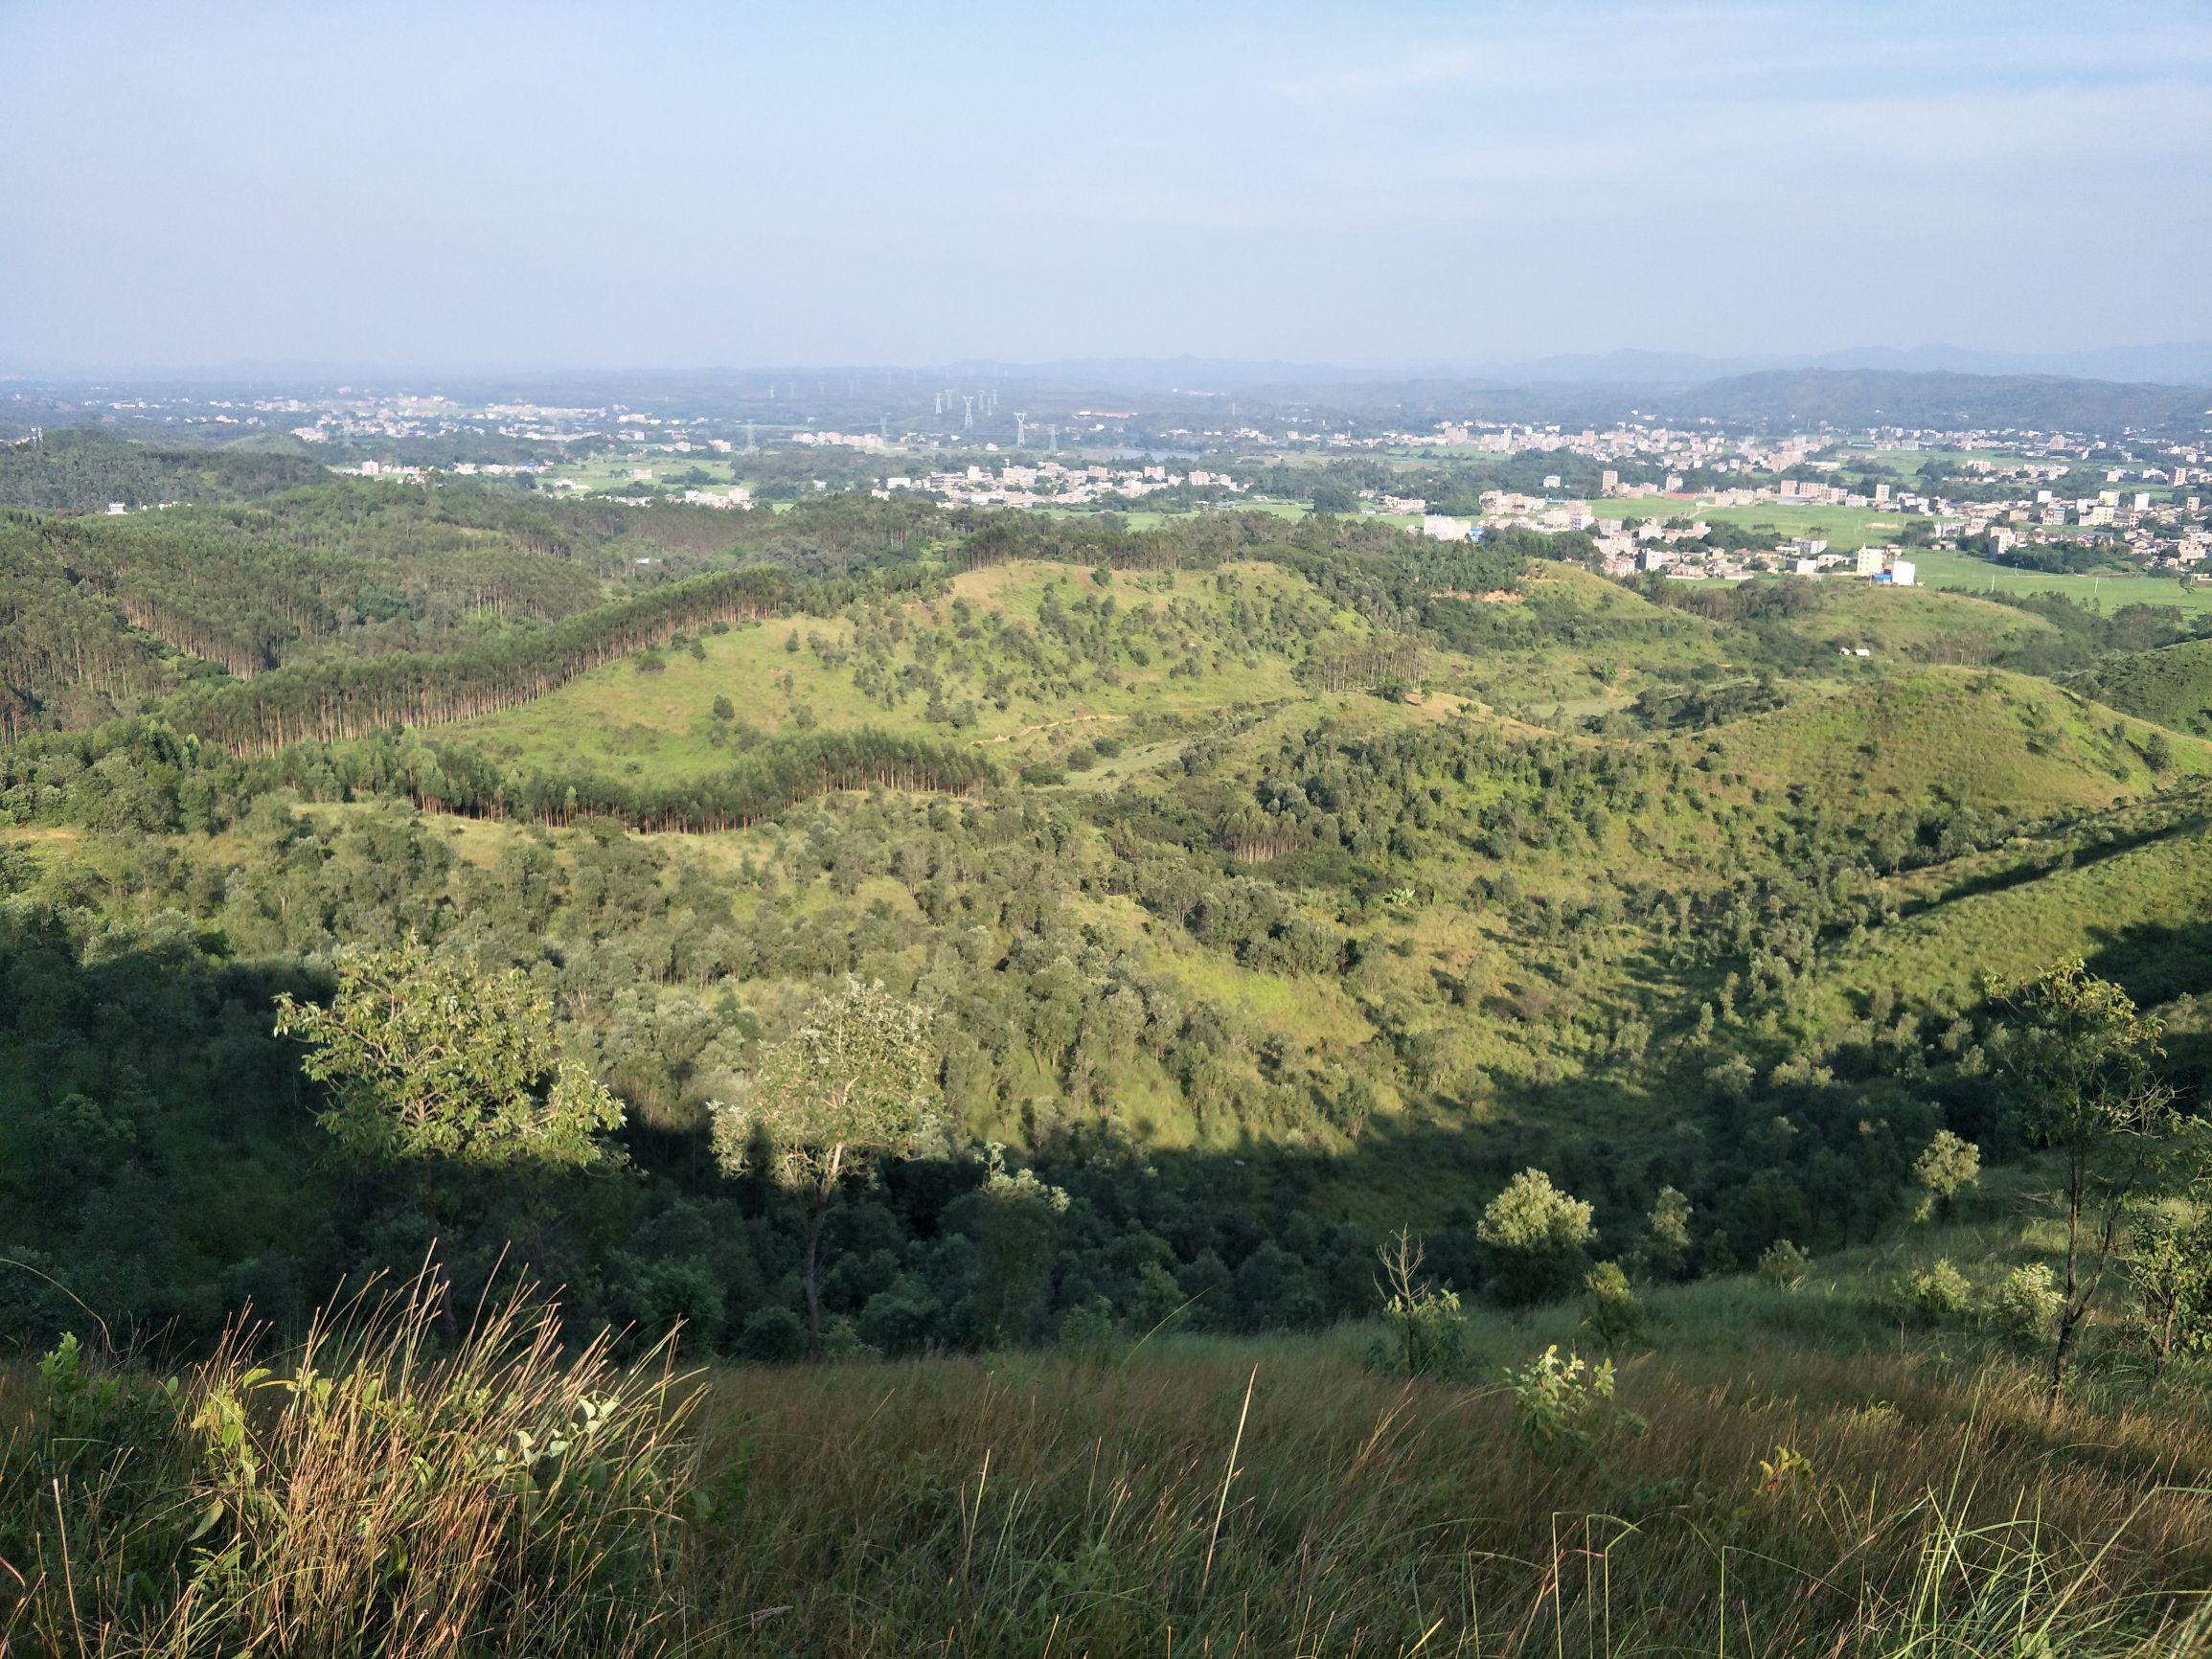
0 453 2208 1374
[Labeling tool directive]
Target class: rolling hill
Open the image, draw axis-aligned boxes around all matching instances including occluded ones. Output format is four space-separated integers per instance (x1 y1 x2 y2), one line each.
2069 635 2212 738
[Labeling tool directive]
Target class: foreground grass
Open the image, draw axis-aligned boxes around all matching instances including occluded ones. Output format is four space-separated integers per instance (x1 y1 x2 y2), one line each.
687 1318 2212 1655
7 1263 2212 1655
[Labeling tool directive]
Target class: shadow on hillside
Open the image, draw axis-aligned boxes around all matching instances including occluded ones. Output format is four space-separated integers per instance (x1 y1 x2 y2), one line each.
2085 919 2212 1010
2084 920 2212 1101
1901 808 2211 920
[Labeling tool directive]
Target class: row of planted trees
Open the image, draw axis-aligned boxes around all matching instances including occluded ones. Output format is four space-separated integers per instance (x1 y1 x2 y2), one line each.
164 566 807 754
380 730 1001 833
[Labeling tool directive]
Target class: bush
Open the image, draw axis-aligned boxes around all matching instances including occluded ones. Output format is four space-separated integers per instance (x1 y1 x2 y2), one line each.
1912 1129 1980 1222
738 1305 809 1362
1988 1262 2063 1342
1057 1299 1128 1366
1507 1346 1641 1453
1581 1261 1645 1349
1367 1232 1476 1381
1759 1239 1812 1289
1896 1259 1974 1326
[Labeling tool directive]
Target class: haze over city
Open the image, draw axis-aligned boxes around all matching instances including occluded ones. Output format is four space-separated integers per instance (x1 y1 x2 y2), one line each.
6 0 2210 373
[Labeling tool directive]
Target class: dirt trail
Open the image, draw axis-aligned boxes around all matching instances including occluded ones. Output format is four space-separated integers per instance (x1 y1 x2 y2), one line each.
970 713 1124 747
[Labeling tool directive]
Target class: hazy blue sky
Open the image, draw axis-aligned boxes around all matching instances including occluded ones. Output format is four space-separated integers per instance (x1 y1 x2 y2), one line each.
6 0 2209 371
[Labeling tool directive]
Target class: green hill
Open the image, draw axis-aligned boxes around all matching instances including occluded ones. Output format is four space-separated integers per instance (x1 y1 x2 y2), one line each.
445 558 1383 781
2069 636 2212 737
1679 667 2209 823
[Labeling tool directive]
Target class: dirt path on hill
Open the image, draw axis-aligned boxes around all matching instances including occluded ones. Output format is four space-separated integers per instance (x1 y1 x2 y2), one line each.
969 713 1125 746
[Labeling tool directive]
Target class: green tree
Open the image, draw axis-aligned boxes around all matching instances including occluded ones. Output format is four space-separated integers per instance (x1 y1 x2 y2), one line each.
1638 1185 1694 1281
711 978 942 1350
2130 1203 2212 1378
1910 1129 1980 1222
273 936 622 1170
1477 1169 1596 1307
1993 960 2179 1405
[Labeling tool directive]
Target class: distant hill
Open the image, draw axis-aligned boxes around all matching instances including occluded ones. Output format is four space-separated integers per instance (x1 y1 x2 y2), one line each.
1485 341 2212 387
1654 368 2211 433
0 427 329 514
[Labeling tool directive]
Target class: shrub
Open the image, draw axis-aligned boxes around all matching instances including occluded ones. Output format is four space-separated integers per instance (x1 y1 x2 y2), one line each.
1897 1259 1974 1326
1367 1231 1476 1381
737 1305 809 1362
1912 1129 1981 1222
1507 1346 1641 1453
1581 1261 1645 1349
1476 1170 1596 1307
1758 1239 1811 1289
1988 1262 2063 1342
1056 1299 1128 1366
1638 1186 1695 1282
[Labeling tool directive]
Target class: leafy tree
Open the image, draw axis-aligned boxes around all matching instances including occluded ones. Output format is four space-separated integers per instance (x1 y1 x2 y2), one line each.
1992 960 2179 1404
273 936 623 1170
1476 1169 1595 1307
711 979 942 1350
1638 1186 1694 1281
2129 1204 2212 1378
1910 1129 1980 1222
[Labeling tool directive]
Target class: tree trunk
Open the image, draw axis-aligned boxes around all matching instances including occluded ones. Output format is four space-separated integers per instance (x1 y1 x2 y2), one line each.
2048 1302 2081 1407
802 1196 826 1354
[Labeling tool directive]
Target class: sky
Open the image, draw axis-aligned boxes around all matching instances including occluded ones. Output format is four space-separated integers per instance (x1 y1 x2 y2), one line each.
4 0 2210 373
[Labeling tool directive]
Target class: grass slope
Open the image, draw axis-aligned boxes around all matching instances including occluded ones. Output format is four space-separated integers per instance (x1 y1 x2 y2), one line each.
1809 802 2212 1019
1683 668 2211 821
2071 636 2212 737
447 559 1373 781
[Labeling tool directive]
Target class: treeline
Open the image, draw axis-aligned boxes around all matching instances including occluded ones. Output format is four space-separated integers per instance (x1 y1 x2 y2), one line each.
0 716 997 840
379 731 1000 832
163 566 807 753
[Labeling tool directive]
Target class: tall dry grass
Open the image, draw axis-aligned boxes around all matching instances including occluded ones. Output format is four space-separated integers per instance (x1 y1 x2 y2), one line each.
5 1286 2211 1655
0 1271 696 1658
680 1335 2212 1655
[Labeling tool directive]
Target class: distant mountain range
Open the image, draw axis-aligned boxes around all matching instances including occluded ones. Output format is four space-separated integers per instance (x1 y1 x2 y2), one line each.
978 344 2212 393
1474 343 2212 388
1650 369 2211 433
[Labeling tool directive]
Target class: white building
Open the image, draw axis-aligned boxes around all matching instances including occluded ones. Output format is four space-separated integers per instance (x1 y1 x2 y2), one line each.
1421 513 1474 541
1890 559 1917 587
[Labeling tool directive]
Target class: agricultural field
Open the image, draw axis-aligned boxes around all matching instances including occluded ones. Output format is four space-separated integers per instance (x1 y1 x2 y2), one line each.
1595 494 1919 550
1909 542 2212 616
